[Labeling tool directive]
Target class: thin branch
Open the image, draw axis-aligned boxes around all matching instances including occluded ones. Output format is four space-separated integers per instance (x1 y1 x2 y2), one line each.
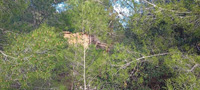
187 64 199 72
108 20 113 27
0 28 3 31
0 50 17 59
94 0 103 4
112 53 170 77
113 9 128 17
83 45 86 90
137 53 169 60
142 0 192 14
34 87 59 90
143 0 156 7
0 28 19 35
122 53 169 69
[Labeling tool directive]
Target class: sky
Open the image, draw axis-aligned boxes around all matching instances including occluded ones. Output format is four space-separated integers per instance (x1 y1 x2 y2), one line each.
53 0 140 27
112 0 135 27
112 0 140 27
113 0 139 18
52 2 67 13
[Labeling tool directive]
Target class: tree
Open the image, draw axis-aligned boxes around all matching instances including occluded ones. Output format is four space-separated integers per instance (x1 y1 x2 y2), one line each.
1 0 200 89
122 0 200 89
0 0 29 30
0 24 71 89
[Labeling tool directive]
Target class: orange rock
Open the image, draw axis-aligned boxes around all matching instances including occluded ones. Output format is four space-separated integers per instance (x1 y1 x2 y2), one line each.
63 31 111 52
64 31 90 49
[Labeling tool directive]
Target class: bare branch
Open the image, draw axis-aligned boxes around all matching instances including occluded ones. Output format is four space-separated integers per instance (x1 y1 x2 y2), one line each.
137 53 169 60
122 53 169 69
83 46 86 90
142 0 192 14
0 50 17 59
143 0 157 7
108 20 113 27
112 53 170 76
0 28 3 31
34 87 59 90
0 27 19 35
187 64 199 72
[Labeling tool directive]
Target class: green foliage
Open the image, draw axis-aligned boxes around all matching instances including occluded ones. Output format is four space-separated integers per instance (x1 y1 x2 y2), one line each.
22 0 60 27
123 0 200 89
0 0 30 31
0 24 69 89
0 0 200 90
47 12 75 32
66 0 110 40
167 73 200 90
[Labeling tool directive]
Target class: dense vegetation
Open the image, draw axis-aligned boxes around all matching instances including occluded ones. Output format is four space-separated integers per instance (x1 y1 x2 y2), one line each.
0 0 200 89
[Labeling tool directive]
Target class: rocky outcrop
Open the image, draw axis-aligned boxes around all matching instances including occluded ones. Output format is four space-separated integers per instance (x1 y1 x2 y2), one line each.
63 31 111 52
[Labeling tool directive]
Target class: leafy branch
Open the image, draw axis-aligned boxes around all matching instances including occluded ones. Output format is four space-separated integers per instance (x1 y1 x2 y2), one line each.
142 0 192 14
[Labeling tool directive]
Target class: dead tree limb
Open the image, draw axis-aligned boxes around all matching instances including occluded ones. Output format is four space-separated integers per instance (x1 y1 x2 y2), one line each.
142 0 192 14
187 64 199 72
122 53 169 69
0 50 17 59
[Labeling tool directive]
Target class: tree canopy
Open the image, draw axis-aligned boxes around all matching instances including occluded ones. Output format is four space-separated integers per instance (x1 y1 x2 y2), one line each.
0 0 200 89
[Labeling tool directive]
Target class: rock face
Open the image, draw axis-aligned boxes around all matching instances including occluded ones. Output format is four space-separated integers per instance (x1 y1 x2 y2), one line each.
63 31 110 51
64 31 89 49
